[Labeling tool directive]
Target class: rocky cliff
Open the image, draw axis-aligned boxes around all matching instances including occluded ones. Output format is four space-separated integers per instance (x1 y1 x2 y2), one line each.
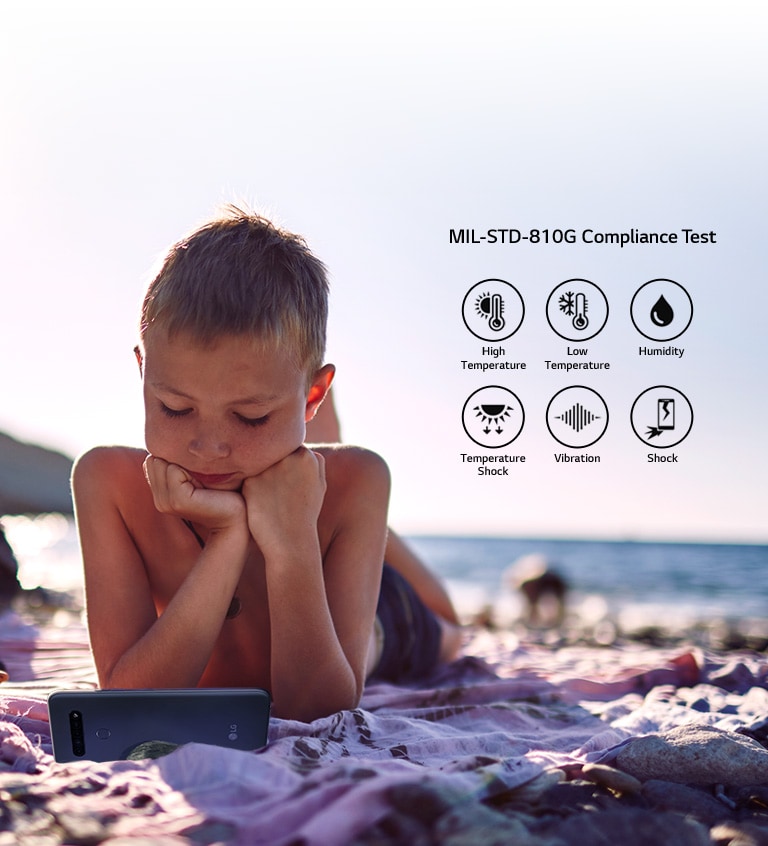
0 431 74 515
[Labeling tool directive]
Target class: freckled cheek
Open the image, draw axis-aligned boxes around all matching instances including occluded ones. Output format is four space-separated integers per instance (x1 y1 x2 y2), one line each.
235 431 284 468
143 413 181 460
238 424 305 472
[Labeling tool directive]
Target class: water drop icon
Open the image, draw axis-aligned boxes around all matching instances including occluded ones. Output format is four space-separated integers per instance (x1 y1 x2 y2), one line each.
650 295 674 327
630 279 692 341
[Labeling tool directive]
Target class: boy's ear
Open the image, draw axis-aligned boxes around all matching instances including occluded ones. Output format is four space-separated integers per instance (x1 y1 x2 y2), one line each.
305 364 335 422
133 345 143 376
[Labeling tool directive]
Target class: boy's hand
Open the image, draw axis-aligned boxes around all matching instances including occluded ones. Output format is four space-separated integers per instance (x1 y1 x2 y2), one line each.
242 447 326 555
143 455 246 532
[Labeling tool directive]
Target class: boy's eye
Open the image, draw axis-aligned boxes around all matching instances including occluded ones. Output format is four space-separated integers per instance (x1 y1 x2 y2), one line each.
236 413 269 428
160 403 192 419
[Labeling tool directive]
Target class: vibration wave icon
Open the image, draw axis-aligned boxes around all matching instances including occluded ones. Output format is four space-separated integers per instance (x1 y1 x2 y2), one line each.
555 403 600 432
546 387 609 449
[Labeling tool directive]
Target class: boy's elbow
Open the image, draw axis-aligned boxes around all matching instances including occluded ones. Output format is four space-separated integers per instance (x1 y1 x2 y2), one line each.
273 667 363 722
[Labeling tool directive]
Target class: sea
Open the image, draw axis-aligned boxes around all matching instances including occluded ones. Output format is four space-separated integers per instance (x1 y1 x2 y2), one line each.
3 514 767 641
406 535 768 641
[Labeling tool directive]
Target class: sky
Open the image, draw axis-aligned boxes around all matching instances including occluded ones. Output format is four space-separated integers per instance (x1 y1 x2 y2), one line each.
1 1 766 542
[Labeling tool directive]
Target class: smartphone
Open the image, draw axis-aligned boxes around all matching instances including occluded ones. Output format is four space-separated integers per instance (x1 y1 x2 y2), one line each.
48 688 271 762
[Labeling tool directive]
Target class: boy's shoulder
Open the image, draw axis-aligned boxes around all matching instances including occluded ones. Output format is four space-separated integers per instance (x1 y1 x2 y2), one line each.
312 442 388 469
313 444 390 490
72 445 148 492
313 445 390 533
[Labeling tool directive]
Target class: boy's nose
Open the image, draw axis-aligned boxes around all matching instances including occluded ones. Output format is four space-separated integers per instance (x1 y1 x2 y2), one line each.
188 432 231 461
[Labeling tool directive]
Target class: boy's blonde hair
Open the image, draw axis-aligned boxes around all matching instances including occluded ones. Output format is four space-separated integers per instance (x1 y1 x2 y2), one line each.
139 206 329 375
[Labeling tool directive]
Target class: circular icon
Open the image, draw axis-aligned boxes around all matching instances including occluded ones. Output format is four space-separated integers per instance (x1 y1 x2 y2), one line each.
630 386 693 448
95 728 111 740
462 279 525 342
630 279 693 342
546 386 609 449
462 386 525 448
546 279 609 342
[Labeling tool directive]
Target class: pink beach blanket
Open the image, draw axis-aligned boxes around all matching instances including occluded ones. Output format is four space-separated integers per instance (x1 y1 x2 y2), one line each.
2 615 767 844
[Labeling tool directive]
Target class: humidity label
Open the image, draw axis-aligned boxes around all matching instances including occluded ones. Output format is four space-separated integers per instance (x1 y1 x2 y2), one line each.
630 385 693 448
630 279 693 342
546 386 609 449
462 279 525 342
462 385 525 448
545 279 609 342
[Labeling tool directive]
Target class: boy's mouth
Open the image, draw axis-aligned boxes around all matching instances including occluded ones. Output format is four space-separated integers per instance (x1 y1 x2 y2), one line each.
189 471 238 487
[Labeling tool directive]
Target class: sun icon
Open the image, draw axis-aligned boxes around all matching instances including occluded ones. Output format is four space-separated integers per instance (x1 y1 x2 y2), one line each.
462 387 525 447
474 292 505 332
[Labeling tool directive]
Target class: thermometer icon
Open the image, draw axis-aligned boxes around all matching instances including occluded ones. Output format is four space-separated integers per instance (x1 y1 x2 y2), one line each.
572 292 589 330
488 293 505 331
477 292 506 332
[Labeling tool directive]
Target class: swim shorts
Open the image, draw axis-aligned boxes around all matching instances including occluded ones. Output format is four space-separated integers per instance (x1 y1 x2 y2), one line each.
369 564 442 683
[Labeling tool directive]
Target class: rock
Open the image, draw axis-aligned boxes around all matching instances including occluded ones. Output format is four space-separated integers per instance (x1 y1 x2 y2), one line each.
55 810 111 842
504 769 564 804
543 808 711 846
642 780 732 826
581 763 642 795
0 525 21 600
353 782 462 845
534 780 603 815
709 660 759 693
433 801 541 845
738 716 768 751
0 430 73 515
710 821 768 845
616 725 768 785
354 782 549 846
726 784 768 809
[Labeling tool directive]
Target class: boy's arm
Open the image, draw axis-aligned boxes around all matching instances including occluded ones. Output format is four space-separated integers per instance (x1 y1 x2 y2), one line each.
383 531 460 625
73 448 250 688
243 445 389 721
307 388 458 626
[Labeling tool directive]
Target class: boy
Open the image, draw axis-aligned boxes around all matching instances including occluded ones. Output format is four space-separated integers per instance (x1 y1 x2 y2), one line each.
72 207 460 722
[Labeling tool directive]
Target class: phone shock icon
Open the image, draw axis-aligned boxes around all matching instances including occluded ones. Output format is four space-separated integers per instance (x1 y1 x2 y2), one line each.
657 398 675 430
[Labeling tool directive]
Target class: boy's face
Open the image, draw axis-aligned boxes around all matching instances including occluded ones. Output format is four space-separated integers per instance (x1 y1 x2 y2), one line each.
141 328 331 490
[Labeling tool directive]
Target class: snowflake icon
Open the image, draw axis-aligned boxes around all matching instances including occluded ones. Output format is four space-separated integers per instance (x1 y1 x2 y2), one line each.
559 292 576 316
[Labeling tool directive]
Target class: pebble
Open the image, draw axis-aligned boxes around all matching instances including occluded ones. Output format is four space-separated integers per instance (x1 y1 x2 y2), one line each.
616 725 768 785
544 808 711 845
642 780 732 827
581 763 642 795
710 821 768 846
433 802 540 846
